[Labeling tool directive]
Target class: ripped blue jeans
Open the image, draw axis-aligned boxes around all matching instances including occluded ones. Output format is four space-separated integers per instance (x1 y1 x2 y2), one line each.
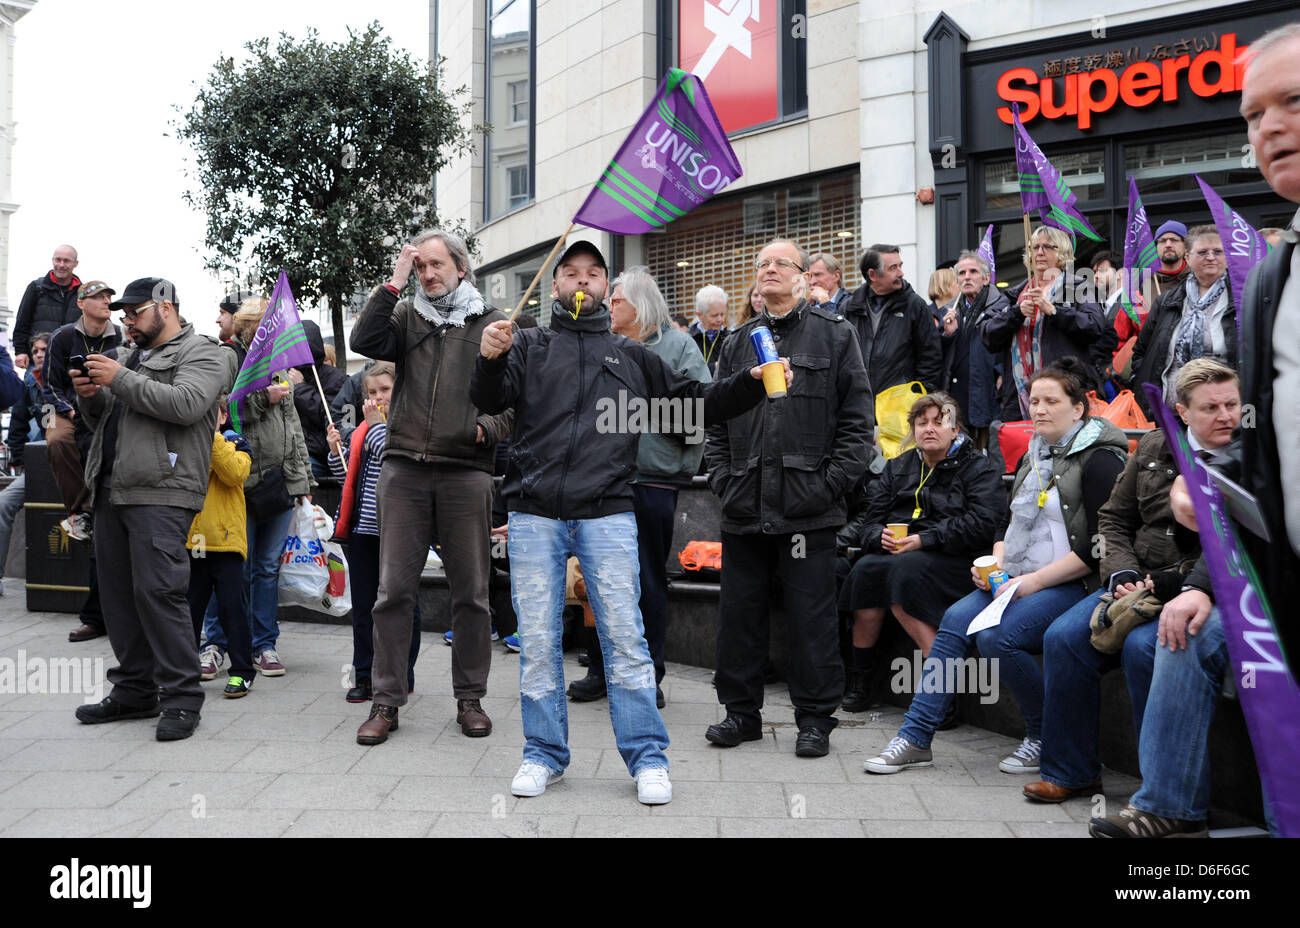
508 512 669 777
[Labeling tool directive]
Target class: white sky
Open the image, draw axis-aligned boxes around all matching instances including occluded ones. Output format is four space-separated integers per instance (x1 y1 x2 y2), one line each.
9 0 429 341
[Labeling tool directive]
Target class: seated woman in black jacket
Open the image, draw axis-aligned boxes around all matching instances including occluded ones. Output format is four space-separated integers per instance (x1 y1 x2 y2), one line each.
838 392 1004 711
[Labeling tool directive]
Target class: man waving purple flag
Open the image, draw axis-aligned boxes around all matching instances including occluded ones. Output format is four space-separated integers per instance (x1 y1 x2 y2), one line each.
228 270 314 433
574 68 742 235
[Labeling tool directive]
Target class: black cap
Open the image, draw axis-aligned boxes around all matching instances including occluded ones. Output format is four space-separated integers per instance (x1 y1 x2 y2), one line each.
552 240 608 278
109 277 179 311
219 289 257 313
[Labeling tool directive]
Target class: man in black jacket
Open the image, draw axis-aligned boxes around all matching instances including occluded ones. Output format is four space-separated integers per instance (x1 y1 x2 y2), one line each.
472 240 778 805
841 244 942 394
705 239 873 758
13 245 81 367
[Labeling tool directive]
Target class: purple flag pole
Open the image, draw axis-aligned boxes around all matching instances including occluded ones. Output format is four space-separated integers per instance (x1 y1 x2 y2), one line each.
1195 176 1269 343
978 224 997 290
1143 382 1300 837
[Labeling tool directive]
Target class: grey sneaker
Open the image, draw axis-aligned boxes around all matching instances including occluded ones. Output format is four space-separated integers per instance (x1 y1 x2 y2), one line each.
999 737 1043 774
864 736 933 774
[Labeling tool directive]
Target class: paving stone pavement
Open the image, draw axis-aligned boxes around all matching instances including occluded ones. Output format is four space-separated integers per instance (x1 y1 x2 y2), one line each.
0 581 1139 837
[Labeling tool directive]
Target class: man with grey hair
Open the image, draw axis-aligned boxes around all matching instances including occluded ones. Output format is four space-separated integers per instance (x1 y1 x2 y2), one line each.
689 284 730 375
349 229 514 745
939 249 1007 447
807 253 849 315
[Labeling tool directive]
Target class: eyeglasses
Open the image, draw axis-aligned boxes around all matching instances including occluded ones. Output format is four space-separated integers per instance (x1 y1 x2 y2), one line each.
1191 249 1225 258
755 257 805 272
120 301 157 320
1030 244 1059 253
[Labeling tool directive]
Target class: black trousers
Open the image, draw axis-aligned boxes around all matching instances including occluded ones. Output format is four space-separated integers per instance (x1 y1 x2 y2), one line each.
94 497 204 712
632 485 677 684
348 532 420 689
188 550 253 680
715 527 843 732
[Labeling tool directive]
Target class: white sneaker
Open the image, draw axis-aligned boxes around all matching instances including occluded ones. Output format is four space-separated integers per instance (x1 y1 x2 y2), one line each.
60 513 92 542
511 762 562 797
635 766 673 805
425 549 443 570
199 645 225 681
999 737 1043 774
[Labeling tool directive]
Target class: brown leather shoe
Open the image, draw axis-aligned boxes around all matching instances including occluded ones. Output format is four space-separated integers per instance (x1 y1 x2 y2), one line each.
69 623 105 643
1023 779 1102 803
356 704 399 745
457 699 492 738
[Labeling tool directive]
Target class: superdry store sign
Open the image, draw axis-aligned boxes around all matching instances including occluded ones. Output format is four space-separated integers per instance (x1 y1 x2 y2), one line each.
963 4 1297 150
678 0 779 134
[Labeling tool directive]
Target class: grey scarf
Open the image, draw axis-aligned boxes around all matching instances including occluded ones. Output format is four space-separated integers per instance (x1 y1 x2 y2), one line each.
1171 274 1227 371
412 279 488 328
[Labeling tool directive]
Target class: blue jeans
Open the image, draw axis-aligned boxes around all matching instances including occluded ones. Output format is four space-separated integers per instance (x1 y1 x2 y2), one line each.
508 512 668 777
1040 590 1157 787
203 504 293 655
898 581 1089 749
1131 609 1226 820
0 473 24 575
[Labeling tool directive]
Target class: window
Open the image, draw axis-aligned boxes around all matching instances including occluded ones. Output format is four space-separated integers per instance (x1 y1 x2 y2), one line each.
983 149 1105 214
1124 131 1259 195
484 0 534 221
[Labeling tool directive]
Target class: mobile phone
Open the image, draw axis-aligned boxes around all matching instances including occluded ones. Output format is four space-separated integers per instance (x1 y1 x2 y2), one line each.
68 354 87 374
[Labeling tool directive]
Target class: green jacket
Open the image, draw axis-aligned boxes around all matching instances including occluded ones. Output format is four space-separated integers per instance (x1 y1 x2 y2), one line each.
634 323 711 486
80 324 229 511
231 332 313 497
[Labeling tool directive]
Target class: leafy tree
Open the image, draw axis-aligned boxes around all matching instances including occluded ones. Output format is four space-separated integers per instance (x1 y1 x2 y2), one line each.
176 23 473 366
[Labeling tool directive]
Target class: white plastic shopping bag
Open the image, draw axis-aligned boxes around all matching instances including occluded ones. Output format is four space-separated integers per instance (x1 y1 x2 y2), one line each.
277 498 329 608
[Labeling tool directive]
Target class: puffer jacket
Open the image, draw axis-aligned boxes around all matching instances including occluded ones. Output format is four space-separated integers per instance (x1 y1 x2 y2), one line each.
843 434 1004 557
471 302 765 521
187 430 252 558
705 301 874 535
351 284 512 473
79 324 230 511
841 280 943 393
12 272 81 358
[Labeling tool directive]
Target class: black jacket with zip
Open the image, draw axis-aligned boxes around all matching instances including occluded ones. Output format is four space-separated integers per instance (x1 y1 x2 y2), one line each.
841 279 943 393
471 302 765 521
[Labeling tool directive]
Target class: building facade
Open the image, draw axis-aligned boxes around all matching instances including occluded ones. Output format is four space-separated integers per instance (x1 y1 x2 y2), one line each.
0 1 34 336
431 0 1293 320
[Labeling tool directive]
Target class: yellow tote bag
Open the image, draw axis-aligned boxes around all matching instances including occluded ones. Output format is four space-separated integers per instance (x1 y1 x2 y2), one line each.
875 381 926 459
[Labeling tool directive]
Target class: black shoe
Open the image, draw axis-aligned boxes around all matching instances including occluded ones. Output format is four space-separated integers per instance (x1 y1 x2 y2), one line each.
937 700 961 731
840 668 879 712
156 708 201 741
656 686 665 709
795 726 830 758
705 714 763 747
75 696 160 725
346 681 373 703
567 672 607 702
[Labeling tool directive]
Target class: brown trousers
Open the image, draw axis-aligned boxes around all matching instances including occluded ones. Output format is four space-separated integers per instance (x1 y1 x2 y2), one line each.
47 413 89 514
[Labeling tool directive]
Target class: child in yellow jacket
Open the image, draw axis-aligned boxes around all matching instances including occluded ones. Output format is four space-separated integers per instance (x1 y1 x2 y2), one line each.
187 412 254 697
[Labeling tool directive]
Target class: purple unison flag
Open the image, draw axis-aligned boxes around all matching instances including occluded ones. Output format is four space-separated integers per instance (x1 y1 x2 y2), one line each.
228 270 314 433
1011 103 1102 242
1143 382 1300 837
574 68 742 235
1195 176 1270 337
1120 177 1159 324
978 224 997 290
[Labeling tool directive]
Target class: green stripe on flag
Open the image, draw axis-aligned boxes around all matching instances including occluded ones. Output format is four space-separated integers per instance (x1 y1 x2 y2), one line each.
657 100 701 146
610 162 686 218
595 180 661 228
1138 243 1157 267
603 170 677 225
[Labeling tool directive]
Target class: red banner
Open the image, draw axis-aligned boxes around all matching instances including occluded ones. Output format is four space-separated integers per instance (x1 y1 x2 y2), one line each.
678 0 779 134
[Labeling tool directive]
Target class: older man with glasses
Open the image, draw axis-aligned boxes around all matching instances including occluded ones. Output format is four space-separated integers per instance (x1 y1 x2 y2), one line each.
705 239 873 758
1131 225 1237 417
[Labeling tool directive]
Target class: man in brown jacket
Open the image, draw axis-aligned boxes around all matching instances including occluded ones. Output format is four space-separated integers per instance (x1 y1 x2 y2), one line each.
349 229 513 744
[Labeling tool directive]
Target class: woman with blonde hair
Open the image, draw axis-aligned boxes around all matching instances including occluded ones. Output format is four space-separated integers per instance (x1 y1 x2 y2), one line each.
926 267 959 327
979 225 1110 421
199 296 314 680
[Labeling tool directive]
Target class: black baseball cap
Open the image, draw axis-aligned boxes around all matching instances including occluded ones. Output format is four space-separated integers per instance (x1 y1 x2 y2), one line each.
552 240 608 278
110 277 180 311
219 289 257 313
